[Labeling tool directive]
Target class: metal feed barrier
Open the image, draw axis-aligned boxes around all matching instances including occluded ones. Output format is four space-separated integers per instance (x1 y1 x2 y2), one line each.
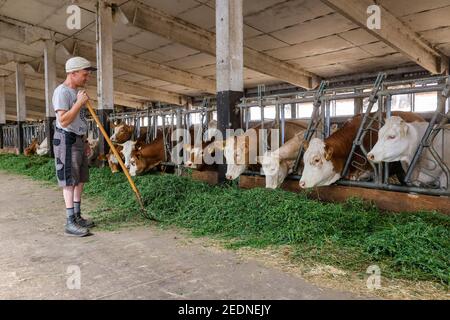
238 73 450 197
107 102 217 167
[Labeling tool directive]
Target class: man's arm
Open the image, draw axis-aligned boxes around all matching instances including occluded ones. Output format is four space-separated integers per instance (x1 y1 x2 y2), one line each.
56 90 89 128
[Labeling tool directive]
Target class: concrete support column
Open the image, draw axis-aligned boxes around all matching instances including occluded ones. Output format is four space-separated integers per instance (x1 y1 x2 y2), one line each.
0 77 5 149
44 39 57 157
96 0 114 159
216 0 244 182
16 63 26 154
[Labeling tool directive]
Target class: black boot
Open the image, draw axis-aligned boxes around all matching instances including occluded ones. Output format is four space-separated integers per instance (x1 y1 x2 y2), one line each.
65 216 90 237
74 212 95 228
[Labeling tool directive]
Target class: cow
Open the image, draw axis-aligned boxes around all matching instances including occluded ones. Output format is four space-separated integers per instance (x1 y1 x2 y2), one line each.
129 130 166 176
119 140 137 169
184 139 219 171
259 129 306 189
184 122 220 171
222 120 309 180
24 138 39 156
367 116 450 188
36 137 49 156
86 131 100 167
299 112 425 189
110 123 134 143
102 144 124 173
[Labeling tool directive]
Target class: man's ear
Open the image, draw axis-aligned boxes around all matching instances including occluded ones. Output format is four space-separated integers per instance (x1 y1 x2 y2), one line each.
324 144 333 161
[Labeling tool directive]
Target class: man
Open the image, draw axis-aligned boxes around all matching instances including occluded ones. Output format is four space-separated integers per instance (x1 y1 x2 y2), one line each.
53 56 97 237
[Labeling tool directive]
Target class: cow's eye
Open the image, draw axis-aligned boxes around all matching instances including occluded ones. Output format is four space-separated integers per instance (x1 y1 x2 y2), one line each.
314 158 320 163
388 135 396 140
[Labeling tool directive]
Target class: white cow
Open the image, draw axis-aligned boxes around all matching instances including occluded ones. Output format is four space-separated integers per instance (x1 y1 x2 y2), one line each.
259 131 305 189
367 116 450 188
36 137 49 156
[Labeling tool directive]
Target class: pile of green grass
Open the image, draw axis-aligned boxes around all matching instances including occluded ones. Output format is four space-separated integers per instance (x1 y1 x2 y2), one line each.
0 153 449 286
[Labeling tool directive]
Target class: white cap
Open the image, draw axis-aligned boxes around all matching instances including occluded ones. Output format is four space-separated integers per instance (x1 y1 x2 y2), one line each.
65 56 97 73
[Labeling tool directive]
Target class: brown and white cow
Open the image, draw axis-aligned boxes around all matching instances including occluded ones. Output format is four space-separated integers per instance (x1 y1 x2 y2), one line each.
183 122 220 171
24 138 39 156
129 130 166 176
298 112 425 188
104 144 124 173
86 131 101 167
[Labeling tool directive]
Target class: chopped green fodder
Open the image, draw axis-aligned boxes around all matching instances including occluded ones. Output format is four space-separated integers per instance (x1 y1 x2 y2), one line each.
0 153 448 286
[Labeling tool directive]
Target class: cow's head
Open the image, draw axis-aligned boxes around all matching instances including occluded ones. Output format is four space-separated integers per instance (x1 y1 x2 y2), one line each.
367 116 411 163
260 152 293 189
110 123 133 143
105 145 123 173
299 138 340 188
129 151 161 176
24 138 39 156
183 143 203 169
129 154 141 176
119 140 137 168
86 138 99 159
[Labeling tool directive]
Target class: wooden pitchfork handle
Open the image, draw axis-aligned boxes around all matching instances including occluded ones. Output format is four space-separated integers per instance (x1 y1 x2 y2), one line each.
85 99 146 213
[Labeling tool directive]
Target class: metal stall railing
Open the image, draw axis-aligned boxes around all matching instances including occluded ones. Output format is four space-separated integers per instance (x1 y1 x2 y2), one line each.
106 103 217 168
237 74 450 197
22 122 46 147
2 124 18 149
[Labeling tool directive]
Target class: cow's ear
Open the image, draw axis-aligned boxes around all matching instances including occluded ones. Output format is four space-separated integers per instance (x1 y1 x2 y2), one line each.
217 140 226 151
399 120 408 137
286 160 295 173
302 140 309 151
324 144 333 161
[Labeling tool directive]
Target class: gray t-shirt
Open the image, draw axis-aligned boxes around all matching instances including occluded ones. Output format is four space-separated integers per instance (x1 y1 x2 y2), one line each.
52 84 88 135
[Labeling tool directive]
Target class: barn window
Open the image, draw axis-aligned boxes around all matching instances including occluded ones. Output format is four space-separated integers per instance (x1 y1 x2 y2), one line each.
334 99 354 116
296 102 314 118
414 91 437 112
391 94 412 111
250 107 261 121
263 105 276 120
282 105 292 119
190 113 202 125
362 98 379 113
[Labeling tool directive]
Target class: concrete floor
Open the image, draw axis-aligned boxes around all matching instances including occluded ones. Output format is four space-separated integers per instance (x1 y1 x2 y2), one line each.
0 171 361 299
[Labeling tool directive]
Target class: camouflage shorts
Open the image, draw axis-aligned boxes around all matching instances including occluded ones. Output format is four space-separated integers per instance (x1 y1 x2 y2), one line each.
53 128 89 187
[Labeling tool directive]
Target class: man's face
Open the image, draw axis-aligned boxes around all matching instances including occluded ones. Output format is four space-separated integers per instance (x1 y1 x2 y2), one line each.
71 69 91 87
